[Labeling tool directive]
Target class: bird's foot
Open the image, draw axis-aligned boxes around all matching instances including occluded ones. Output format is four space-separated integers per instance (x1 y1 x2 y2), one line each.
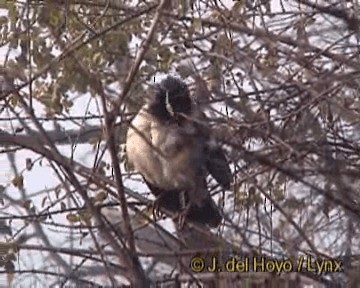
179 190 187 210
152 197 165 221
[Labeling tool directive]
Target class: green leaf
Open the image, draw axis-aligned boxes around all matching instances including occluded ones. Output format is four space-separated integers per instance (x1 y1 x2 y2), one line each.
93 191 107 203
0 16 8 25
66 213 81 223
192 18 202 31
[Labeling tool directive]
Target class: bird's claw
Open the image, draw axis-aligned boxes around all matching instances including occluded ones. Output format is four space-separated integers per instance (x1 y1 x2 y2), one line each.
175 202 191 230
152 198 165 221
177 214 186 229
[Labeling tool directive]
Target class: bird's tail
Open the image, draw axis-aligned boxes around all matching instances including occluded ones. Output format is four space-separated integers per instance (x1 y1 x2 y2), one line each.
184 196 223 228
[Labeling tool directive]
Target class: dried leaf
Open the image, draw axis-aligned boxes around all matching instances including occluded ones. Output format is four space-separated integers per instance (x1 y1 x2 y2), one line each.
0 185 5 205
25 158 33 171
5 260 14 287
37 214 48 222
11 175 24 189
15 127 24 133
54 185 61 198
41 196 47 208
22 200 32 210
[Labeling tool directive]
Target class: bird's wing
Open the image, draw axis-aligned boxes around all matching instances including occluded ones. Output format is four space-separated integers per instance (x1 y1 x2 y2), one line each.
205 146 232 190
189 110 232 190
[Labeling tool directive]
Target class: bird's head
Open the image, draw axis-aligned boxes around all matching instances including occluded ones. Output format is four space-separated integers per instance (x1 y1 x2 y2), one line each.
158 76 192 116
147 76 193 122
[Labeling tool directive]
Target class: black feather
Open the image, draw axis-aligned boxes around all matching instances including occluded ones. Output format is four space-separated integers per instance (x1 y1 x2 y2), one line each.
206 146 232 190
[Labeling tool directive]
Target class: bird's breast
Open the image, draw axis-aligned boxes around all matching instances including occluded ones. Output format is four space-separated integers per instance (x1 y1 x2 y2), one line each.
126 108 206 193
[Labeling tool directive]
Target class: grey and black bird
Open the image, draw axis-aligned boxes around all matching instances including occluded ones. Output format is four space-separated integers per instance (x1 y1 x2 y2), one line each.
126 76 231 228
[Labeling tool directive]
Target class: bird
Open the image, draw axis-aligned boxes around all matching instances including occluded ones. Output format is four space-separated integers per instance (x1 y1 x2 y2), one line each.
126 76 231 228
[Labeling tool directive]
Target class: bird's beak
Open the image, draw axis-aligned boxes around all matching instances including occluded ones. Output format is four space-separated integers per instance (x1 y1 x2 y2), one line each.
165 91 175 116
